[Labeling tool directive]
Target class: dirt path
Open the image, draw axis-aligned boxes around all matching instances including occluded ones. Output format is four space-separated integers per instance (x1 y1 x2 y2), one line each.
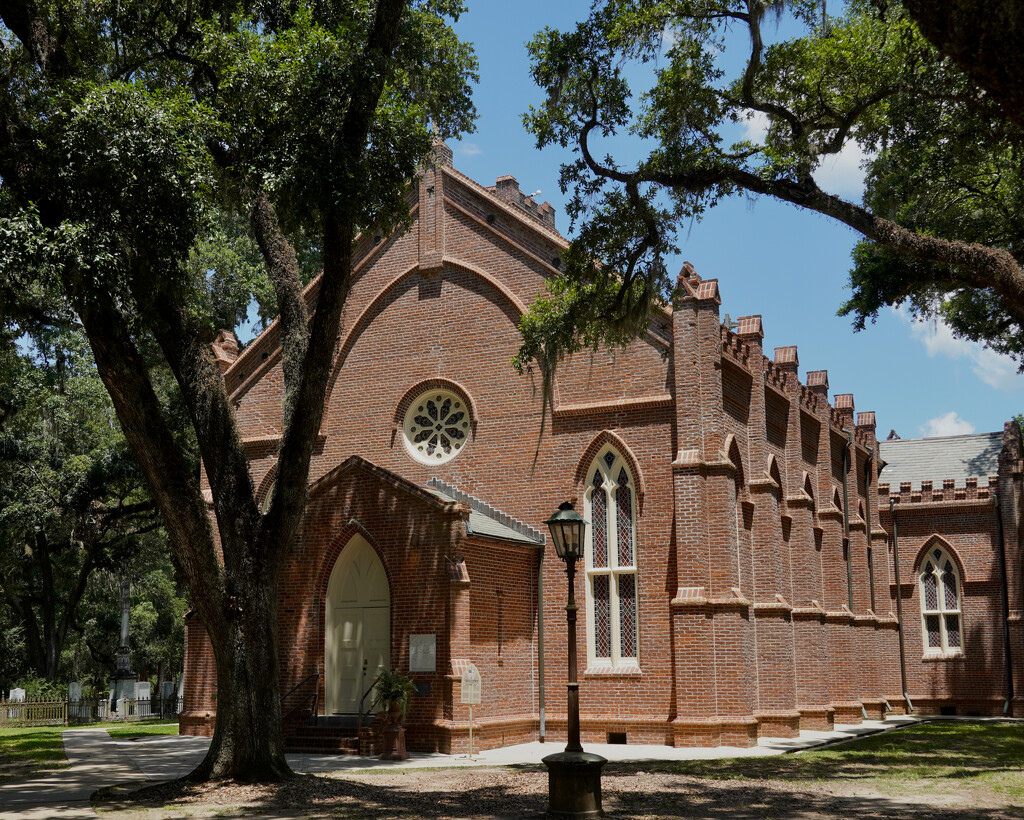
94 763 1024 819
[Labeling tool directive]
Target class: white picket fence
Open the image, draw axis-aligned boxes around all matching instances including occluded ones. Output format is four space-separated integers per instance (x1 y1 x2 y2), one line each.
0 696 182 728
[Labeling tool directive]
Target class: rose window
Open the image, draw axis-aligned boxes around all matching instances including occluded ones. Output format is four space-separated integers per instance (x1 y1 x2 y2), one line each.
402 388 471 464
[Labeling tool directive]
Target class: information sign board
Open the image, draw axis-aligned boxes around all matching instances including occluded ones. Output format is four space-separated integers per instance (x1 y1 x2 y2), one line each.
461 663 481 705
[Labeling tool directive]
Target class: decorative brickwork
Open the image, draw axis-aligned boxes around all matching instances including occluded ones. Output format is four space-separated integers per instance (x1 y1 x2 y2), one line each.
181 145 1024 752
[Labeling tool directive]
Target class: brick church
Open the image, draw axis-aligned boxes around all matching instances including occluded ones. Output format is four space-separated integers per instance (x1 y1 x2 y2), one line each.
181 142 1024 751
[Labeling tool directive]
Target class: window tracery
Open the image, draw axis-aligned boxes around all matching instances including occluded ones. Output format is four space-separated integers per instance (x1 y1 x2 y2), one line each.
584 448 639 668
401 387 471 464
919 545 963 655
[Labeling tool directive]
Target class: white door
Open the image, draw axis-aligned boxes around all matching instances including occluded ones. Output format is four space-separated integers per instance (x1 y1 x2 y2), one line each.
326 536 390 713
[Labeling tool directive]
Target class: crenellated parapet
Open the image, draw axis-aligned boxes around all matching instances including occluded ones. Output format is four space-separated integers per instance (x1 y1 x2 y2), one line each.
763 355 791 394
487 175 557 231
880 475 998 504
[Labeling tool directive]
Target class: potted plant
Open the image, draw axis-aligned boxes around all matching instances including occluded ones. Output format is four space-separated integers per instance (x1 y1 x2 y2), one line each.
372 669 416 761
372 669 416 721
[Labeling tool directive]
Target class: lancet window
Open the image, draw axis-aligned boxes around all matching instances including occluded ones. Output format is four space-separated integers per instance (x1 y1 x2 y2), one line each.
584 448 639 668
919 546 963 655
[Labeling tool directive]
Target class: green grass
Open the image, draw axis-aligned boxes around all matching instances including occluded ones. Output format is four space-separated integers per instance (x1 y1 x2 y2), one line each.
104 721 179 740
657 720 1024 799
0 719 179 782
0 724 69 773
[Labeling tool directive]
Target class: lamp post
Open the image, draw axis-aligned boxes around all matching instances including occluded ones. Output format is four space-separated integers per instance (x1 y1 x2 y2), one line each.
543 502 607 818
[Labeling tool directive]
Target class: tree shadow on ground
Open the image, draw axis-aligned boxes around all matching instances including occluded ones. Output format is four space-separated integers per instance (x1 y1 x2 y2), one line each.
101 761 1024 820
657 721 1024 784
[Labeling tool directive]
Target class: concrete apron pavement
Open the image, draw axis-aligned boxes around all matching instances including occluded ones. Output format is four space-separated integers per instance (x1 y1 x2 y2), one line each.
0 716 924 817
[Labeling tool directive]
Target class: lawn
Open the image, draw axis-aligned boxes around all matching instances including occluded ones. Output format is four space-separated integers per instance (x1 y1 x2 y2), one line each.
0 720 178 783
0 725 71 783
659 719 1024 802
104 722 179 741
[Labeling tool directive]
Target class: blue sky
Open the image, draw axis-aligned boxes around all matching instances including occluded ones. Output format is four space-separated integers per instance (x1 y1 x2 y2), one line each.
448 1 1024 440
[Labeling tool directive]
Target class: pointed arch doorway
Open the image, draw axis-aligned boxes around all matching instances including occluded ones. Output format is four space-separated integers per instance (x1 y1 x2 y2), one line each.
325 535 390 714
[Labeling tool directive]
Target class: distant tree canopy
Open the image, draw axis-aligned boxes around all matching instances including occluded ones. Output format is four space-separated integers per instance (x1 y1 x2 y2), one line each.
0 0 476 782
518 0 1024 370
0 329 183 691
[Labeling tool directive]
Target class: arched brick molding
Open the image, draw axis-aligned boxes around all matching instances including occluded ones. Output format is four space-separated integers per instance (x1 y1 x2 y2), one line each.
573 430 646 514
255 463 278 513
323 261 528 425
393 379 478 437
912 535 969 583
315 520 392 602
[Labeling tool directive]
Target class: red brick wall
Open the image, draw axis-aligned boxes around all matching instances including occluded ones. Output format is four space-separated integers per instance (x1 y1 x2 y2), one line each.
181 154 1016 748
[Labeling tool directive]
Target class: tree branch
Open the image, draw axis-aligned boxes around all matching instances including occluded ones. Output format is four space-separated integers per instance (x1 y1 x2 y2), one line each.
71 292 228 650
248 185 308 432
0 0 67 74
261 0 411 570
141 299 260 583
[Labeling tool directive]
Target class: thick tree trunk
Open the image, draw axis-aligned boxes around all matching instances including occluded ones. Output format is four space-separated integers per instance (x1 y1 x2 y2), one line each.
902 1 1024 131
191 565 289 781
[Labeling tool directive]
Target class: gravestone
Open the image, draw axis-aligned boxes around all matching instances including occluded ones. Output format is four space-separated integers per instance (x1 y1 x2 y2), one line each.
136 681 151 701
9 688 25 702
160 680 175 699
68 682 82 702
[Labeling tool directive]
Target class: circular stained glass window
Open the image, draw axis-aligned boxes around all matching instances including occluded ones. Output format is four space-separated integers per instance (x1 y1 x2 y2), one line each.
402 388 471 464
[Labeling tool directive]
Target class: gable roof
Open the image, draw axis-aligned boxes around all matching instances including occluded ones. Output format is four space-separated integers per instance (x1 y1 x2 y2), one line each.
878 431 1003 489
305 456 544 546
308 454 464 515
424 477 545 546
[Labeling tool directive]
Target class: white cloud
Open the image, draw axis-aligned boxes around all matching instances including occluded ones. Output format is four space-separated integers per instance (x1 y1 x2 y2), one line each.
741 110 769 143
660 25 679 52
921 411 976 438
739 111 868 199
812 141 870 199
456 141 482 158
897 307 1021 390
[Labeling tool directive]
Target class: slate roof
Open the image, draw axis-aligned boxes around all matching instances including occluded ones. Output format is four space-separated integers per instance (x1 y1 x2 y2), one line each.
878 432 1003 489
423 478 546 546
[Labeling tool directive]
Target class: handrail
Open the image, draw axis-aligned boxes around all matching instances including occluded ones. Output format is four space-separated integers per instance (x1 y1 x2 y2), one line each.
280 672 319 704
280 672 319 730
356 672 382 735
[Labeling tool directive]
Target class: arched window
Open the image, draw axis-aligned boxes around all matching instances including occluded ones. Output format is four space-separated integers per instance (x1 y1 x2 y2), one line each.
919 546 963 654
260 479 275 514
584 448 638 668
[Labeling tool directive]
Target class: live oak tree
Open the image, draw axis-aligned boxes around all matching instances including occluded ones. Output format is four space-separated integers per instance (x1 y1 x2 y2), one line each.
0 0 475 781
517 0 1024 368
901 1 1024 131
0 331 161 682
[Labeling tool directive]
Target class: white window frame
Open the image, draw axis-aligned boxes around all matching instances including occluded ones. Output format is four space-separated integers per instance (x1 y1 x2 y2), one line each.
583 448 639 671
919 546 964 656
401 387 471 464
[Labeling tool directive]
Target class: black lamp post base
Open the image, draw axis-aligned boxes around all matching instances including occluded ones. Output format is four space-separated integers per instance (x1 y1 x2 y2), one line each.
543 751 607 818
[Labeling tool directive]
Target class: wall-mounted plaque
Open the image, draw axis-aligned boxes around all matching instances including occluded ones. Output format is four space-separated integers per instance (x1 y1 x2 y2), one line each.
409 634 437 673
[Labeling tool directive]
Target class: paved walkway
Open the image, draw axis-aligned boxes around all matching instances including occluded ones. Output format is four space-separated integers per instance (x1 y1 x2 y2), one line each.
0 716 924 818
